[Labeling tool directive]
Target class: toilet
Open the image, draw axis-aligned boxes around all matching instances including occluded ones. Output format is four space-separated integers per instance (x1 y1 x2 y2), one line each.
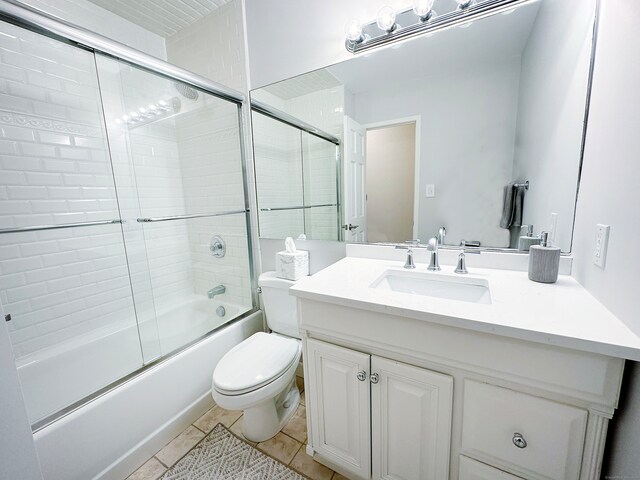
211 272 302 442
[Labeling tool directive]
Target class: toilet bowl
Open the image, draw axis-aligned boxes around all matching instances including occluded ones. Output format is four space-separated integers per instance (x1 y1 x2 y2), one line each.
211 272 302 442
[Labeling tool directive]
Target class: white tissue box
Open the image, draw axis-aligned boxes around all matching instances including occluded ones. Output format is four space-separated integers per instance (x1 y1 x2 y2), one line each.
276 250 309 281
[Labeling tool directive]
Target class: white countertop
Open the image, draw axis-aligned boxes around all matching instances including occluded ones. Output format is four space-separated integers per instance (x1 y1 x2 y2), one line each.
290 257 640 361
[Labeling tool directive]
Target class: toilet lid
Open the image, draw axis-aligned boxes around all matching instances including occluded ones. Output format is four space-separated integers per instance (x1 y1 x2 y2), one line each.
213 332 300 394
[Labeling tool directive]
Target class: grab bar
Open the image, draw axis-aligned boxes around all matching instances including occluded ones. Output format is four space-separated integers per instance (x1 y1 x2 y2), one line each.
260 203 337 212
0 219 124 234
137 209 248 223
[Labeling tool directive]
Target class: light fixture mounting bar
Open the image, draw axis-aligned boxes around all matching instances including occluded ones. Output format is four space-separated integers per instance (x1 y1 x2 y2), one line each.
346 0 533 54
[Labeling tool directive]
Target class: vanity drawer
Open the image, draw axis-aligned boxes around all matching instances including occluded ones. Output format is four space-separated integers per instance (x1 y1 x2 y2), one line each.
461 380 588 480
459 456 523 480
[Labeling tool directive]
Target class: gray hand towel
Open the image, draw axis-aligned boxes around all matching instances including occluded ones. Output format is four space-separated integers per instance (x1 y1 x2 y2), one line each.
500 183 526 229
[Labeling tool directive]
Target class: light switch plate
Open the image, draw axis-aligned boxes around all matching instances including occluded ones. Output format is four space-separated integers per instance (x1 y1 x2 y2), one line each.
425 184 435 198
594 224 610 268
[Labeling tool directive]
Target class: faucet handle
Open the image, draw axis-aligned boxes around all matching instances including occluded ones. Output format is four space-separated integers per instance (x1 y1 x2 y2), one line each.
427 237 438 251
455 250 468 274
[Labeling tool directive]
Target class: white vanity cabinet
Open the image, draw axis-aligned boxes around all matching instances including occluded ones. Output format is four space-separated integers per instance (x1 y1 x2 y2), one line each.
297 297 625 480
306 338 454 480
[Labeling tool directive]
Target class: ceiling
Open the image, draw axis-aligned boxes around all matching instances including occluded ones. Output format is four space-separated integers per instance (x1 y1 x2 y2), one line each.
263 70 342 100
86 0 231 37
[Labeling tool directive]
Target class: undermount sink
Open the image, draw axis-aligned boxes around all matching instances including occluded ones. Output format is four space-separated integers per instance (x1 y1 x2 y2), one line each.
371 270 492 304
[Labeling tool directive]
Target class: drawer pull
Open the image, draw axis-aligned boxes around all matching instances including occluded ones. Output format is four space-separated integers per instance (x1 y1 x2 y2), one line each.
357 370 367 381
370 373 379 384
512 432 527 449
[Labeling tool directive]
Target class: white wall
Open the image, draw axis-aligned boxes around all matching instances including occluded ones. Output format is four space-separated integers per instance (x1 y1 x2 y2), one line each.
354 58 520 247
570 1 640 476
244 0 412 89
512 0 596 252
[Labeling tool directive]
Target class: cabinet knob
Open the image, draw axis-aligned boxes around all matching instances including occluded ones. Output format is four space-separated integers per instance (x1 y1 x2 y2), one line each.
370 373 379 384
356 370 367 381
512 432 527 449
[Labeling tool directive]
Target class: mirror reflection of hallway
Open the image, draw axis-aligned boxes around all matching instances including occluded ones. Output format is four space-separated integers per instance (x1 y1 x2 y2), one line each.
366 122 417 243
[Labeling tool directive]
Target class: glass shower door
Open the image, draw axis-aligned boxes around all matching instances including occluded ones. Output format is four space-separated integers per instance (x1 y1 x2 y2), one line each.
302 132 339 240
95 55 253 359
0 21 144 425
252 111 305 238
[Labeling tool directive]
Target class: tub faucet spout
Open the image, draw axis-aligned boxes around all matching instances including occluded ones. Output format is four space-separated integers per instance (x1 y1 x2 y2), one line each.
207 285 226 299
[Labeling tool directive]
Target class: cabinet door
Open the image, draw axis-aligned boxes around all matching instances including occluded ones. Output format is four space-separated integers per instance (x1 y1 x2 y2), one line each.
306 339 371 479
371 356 453 480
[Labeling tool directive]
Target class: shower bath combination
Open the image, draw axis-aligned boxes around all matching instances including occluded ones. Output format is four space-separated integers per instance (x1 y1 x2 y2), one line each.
0 9 256 438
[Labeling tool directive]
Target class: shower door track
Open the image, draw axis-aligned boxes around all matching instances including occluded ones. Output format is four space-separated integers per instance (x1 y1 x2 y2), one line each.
0 0 245 104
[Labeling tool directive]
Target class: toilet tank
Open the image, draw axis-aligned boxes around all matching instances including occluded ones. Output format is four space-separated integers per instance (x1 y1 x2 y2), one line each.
258 272 301 339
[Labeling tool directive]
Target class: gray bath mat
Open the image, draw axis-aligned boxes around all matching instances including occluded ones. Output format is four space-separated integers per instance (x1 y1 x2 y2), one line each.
161 423 307 479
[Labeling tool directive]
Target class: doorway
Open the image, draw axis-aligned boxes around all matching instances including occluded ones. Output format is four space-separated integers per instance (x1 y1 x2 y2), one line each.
365 121 418 243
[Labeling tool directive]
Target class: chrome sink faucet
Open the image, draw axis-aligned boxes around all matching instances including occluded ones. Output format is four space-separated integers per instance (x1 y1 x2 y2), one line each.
395 239 420 269
207 284 226 299
427 237 441 271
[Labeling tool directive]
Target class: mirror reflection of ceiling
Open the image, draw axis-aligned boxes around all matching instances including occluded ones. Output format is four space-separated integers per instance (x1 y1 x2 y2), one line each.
327 2 540 94
85 0 231 37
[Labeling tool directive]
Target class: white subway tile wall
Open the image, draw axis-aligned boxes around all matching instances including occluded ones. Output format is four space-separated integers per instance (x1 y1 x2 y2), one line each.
0 23 141 363
0 0 254 423
165 0 247 92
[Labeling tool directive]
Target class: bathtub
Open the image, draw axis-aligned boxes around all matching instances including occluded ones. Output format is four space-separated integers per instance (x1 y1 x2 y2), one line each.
17 297 252 426
31 310 263 480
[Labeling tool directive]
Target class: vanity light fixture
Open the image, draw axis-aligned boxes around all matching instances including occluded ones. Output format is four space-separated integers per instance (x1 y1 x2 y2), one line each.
455 0 475 9
345 0 531 54
376 6 397 32
114 97 180 127
413 0 435 21
345 19 364 44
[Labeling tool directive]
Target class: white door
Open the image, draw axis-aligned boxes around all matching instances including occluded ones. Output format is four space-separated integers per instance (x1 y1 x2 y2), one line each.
343 116 366 242
371 356 454 480
306 339 371 479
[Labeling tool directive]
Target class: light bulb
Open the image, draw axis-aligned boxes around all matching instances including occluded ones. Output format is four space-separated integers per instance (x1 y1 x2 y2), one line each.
122 115 130 122
413 0 434 20
376 6 397 33
455 0 473 9
345 19 364 43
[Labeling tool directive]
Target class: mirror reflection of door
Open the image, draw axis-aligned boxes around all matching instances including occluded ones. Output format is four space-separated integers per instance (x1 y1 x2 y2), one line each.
343 116 366 242
366 122 417 243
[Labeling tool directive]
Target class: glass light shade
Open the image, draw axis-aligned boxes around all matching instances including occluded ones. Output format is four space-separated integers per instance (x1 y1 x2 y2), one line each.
413 0 435 19
376 6 397 32
455 0 473 8
345 19 364 42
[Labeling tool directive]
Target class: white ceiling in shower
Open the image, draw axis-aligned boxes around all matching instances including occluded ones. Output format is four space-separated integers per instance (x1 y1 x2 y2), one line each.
85 0 231 37
262 70 342 100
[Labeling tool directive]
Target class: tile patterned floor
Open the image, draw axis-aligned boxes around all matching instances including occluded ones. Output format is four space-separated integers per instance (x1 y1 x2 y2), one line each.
127 376 348 480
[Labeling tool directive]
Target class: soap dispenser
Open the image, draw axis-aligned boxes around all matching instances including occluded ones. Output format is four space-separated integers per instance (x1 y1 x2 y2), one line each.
528 231 561 283
518 224 541 251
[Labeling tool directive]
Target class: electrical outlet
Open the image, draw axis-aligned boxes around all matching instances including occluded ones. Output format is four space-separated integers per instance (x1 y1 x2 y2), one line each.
425 184 435 198
594 224 610 268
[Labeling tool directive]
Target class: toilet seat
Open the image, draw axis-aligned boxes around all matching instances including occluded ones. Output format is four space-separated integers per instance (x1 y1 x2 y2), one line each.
213 332 300 396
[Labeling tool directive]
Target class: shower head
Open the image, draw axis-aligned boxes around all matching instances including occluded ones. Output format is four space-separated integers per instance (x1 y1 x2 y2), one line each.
174 82 199 101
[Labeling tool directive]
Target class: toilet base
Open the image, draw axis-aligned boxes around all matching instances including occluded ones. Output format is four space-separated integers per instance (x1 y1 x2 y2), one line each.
241 377 300 442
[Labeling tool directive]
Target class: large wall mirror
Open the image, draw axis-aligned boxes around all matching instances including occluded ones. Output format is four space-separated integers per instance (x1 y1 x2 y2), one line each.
249 0 597 253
